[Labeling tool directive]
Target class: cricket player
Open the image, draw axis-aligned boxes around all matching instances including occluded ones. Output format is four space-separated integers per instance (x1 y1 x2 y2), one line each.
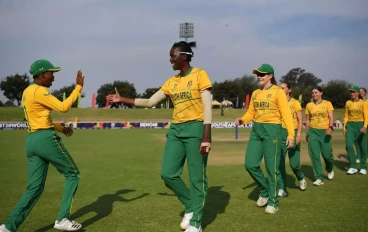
344 85 368 175
1 59 84 232
235 64 295 214
305 86 335 186
106 41 212 232
277 82 307 197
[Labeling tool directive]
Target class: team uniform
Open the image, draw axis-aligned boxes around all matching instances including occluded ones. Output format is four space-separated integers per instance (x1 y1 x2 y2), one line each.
277 97 304 192
3 83 82 232
305 100 334 181
344 99 368 170
240 85 294 210
160 67 212 229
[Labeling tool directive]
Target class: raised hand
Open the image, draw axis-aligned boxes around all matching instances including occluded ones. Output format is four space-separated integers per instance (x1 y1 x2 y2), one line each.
76 70 84 87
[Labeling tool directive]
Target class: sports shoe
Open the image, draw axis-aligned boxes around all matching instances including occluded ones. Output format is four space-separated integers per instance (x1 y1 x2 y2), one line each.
313 179 324 186
360 169 367 175
327 171 334 180
299 179 307 190
0 224 10 232
347 168 358 175
265 205 278 214
184 226 202 232
256 196 268 207
180 212 193 230
278 189 287 197
54 218 82 231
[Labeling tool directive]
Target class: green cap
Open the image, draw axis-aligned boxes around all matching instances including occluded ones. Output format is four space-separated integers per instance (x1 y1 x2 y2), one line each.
348 85 360 92
30 59 61 76
252 64 274 75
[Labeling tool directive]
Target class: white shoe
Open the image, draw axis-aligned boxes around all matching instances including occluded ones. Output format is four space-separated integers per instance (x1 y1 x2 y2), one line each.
356 159 361 164
265 205 278 214
180 212 193 230
347 168 358 175
360 169 367 175
184 226 202 232
299 179 307 190
313 179 324 186
278 189 287 197
256 196 268 207
0 225 10 232
54 218 82 231
327 171 334 180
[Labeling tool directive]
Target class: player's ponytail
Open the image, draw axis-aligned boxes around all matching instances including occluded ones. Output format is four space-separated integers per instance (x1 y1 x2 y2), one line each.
271 75 277 85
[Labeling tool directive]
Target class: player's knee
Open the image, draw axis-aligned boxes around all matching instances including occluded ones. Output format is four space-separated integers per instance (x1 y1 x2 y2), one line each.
161 171 175 182
245 162 257 171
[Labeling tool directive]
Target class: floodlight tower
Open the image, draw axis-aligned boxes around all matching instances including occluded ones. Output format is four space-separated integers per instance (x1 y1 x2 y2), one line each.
179 22 194 42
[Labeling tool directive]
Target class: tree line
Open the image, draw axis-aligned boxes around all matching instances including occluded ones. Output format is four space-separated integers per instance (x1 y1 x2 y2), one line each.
0 68 359 108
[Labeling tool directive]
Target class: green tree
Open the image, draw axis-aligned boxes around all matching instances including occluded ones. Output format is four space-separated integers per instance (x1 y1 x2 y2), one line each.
52 84 86 108
279 68 305 87
322 80 352 108
5 100 15 107
0 100 3 107
96 81 137 108
0 73 30 106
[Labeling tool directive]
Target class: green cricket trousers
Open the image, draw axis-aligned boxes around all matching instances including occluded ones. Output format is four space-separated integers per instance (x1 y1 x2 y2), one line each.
345 121 367 169
161 121 208 229
307 127 334 180
5 129 80 232
277 129 304 191
245 122 281 208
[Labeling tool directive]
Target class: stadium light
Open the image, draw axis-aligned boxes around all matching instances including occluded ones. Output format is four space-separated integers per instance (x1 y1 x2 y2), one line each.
179 22 194 42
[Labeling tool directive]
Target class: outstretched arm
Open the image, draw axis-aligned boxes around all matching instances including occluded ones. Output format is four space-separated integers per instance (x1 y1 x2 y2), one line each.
106 88 167 107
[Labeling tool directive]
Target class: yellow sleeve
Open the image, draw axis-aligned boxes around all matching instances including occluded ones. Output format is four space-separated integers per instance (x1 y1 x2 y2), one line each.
240 91 256 124
294 100 302 112
327 101 334 111
35 85 82 113
160 79 170 96
278 90 295 139
53 123 64 132
363 102 368 128
198 70 212 91
344 101 349 130
305 104 310 115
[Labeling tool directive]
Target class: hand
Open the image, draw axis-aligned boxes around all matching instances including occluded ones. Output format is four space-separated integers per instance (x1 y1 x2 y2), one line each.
306 135 309 142
106 87 122 103
76 70 84 87
200 141 211 156
235 118 242 126
296 134 301 145
286 138 294 149
326 128 332 136
360 127 367 134
62 127 74 137
343 129 346 136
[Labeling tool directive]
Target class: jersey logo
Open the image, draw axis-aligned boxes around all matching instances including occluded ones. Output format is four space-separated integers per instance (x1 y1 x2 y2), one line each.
187 81 193 90
267 94 272 100
322 106 325 109
172 84 178 90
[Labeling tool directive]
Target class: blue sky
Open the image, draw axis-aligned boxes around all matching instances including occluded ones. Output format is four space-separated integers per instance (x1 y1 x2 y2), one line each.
1 0 367 107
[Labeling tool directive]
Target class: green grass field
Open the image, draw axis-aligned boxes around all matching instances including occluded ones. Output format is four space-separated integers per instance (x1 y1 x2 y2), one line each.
0 128 367 232
0 107 346 122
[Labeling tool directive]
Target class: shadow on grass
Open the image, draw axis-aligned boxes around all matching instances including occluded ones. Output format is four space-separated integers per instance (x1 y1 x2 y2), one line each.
158 186 231 230
334 159 349 172
34 189 148 232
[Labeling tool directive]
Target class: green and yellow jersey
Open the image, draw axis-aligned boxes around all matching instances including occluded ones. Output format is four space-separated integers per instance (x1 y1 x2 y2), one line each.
343 99 368 129
161 67 212 124
22 83 82 133
240 85 295 139
282 97 302 129
305 100 334 130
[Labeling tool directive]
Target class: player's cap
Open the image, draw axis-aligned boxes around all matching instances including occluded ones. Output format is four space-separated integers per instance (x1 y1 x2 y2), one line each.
348 85 360 92
253 64 274 75
30 59 61 76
